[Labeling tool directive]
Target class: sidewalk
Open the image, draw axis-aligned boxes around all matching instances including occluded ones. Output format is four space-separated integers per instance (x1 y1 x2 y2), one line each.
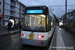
0 26 21 37
49 26 75 50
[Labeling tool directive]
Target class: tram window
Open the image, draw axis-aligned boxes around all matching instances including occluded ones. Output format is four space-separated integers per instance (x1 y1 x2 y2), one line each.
25 15 45 27
47 15 51 31
24 15 46 32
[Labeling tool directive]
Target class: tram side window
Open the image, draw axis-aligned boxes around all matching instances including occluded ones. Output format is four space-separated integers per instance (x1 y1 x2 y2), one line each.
47 15 51 31
51 20 54 27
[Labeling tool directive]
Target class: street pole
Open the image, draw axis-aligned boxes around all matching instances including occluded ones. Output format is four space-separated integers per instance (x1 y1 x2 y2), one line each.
65 0 67 29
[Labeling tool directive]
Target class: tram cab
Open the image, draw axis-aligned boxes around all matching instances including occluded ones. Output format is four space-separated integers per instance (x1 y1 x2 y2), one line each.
21 5 55 47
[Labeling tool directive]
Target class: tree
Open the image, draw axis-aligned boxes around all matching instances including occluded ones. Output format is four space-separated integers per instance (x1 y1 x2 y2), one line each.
53 14 59 22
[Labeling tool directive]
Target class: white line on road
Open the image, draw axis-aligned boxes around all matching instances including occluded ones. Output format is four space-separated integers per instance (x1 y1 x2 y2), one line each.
56 27 66 50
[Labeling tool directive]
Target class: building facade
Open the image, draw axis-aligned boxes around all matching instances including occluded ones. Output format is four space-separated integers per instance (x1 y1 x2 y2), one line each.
20 2 25 25
0 0 3 25
0 0 26 26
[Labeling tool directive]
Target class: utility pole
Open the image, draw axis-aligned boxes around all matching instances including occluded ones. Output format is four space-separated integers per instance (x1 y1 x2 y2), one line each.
65 0 67 29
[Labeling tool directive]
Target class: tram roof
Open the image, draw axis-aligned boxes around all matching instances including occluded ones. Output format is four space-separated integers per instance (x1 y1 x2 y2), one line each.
25 5 50 8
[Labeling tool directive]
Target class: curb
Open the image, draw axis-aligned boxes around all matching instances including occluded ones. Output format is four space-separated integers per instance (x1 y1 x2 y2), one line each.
0 30 21 38
48 26 57 50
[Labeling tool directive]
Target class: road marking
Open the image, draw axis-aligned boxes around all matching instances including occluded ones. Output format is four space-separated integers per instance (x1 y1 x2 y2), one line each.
56 27 66 50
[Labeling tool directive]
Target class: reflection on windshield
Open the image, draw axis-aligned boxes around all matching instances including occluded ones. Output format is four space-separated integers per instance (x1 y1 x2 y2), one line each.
23 15 46 32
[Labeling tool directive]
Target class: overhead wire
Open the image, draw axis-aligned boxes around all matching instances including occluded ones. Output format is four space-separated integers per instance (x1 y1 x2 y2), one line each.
49 5 75 7
27 0 34 5
27 0 75 7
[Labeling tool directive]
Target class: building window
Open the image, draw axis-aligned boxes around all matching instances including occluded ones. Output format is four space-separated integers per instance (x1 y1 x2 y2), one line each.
21 14 24 17
15 8 19 12
4 9 10 13
16 2 19 6
5 0 10 4
5 3 10 8
11 1 15 5
15 12 19 15
17 3 19 6
0 2 1 5
21 10 23 13
11 6 13 9
4 15 10 20
10 11 14 15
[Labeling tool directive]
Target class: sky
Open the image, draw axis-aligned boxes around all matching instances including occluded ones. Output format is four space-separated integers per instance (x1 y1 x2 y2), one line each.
18 0 75 18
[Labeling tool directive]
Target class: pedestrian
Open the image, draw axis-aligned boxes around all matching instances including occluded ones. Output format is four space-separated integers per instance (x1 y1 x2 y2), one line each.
15 21 18 29
7 21 12 32
19 22 22 29
14 23 17 29
17 22 19 29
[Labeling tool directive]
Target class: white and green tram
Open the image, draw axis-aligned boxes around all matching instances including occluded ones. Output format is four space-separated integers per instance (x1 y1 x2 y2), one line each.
21 5 55 47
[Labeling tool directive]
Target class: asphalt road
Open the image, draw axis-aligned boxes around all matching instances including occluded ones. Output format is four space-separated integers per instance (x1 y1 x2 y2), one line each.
49 27 75 50
0 32 51 50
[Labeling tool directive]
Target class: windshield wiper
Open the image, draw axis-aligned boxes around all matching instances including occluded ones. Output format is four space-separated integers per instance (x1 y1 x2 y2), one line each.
32 22 42 33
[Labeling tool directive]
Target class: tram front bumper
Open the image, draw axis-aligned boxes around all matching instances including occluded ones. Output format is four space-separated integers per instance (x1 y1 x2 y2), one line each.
20 38 48 47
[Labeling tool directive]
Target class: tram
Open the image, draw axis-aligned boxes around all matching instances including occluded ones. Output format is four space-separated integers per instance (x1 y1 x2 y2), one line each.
21 5 56 47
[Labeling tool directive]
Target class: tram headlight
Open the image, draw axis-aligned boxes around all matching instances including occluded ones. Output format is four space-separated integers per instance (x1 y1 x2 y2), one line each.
39 35 44 38
40 15 45 18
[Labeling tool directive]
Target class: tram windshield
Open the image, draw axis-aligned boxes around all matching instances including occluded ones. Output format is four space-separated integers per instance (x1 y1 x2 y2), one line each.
23 15 46 32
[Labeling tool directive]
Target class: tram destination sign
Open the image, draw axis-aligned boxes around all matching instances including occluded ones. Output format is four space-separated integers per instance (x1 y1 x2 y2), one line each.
27 10 43 13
